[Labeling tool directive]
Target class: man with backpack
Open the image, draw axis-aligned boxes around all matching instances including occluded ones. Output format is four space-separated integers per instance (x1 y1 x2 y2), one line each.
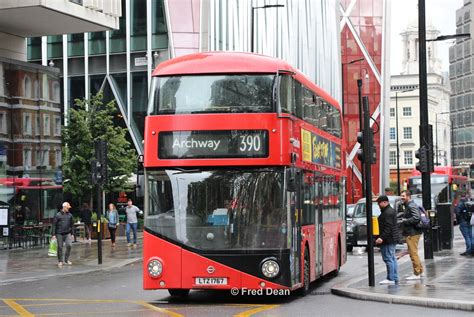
398 190 424 280
455 194 472 256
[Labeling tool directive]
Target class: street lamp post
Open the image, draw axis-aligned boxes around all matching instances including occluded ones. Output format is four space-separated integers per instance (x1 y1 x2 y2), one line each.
395 89 414 195
418 0 469 260
341 57 364 117
250 4 284 53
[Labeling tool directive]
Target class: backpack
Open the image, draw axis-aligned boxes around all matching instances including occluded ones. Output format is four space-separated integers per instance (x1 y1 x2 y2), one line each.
416 206 431 229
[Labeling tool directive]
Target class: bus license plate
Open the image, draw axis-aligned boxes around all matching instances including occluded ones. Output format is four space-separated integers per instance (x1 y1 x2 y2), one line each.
195 277 227 285
357 240 367 245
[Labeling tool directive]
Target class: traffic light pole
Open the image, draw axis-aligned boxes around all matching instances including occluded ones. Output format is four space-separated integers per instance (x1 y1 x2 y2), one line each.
362 96 375 287
418 0 433 260
97 183 102 264
357 79 365 196
93 140 108 265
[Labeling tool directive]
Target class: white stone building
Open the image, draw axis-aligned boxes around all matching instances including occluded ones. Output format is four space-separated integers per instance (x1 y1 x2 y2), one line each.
389 21 451 187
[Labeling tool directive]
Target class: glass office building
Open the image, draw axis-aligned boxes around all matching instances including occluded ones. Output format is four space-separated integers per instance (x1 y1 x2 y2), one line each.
1 0 121 227
27 0 389 201
27 0 168 153
450 1 474 167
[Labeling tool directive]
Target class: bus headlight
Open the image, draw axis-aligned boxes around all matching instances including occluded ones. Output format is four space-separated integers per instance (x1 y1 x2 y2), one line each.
261 258 280 279
347 222 353 233
147 259 163 278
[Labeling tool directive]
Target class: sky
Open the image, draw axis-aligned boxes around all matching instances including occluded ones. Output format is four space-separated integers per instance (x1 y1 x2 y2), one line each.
390 0 464 75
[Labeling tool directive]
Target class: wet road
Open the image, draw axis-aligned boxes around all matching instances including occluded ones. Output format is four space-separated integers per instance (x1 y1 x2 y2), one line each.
1 249 472 317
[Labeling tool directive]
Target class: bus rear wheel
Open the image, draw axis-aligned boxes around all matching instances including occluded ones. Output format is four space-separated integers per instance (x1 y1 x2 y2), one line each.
168 289 190 297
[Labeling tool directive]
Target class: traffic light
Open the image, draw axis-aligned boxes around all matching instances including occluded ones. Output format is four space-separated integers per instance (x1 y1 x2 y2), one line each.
415 146 429 173
94 140 108 184
357 132 364 162
91 160 102 184
427 125 434 172
368 128 376 164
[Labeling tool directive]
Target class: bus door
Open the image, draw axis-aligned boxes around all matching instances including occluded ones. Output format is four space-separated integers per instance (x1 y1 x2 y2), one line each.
287 168 302 286
315 174 324 277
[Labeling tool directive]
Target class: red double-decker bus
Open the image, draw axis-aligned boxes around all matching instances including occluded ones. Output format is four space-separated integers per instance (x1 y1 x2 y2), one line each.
142 52 347 296
408 166 468 203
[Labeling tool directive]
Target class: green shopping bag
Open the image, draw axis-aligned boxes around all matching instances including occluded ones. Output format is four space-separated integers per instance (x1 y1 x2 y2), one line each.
48 237 57 257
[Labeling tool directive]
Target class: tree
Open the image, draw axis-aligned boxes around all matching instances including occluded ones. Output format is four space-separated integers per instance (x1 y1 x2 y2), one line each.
62 92 136 203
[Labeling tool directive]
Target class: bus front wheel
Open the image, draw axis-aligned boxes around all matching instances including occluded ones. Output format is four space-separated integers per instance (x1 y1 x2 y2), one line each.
296 250 310 296
168 289 190 297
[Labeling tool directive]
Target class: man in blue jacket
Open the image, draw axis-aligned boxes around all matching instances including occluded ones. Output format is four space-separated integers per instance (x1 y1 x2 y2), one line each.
376 195 403 285
455 194 472 256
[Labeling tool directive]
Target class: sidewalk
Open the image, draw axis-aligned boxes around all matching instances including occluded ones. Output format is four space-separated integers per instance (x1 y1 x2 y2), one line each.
332 228 474 311
0 233 142 286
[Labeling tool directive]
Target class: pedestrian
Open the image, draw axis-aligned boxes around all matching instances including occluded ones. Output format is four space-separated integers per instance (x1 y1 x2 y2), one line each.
398 190 424 280
375 195 403 285
81 203 92 243
384 187 394 196
455 194 473 256
53 202 74 267
125 198 142 247
107 203 119 248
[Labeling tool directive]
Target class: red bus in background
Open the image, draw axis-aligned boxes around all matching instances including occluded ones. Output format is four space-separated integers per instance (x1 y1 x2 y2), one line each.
407 166 468 203
0 177 63 224
142 52 347 296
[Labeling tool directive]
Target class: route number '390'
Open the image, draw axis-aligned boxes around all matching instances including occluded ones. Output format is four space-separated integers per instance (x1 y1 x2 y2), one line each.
239 135 261 152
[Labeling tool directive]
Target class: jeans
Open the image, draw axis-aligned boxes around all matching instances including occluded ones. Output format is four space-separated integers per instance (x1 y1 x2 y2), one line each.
459 224 473 254
109 226 117 244
381 244 399 282
406 234 423 275
57 233 72 263
126 222 137 244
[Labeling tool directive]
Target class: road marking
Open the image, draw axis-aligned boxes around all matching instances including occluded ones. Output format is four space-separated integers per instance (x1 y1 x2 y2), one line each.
1 298 275 317
135 301 184 317
18 309 149 316
232 304 279 317
2 299 34 317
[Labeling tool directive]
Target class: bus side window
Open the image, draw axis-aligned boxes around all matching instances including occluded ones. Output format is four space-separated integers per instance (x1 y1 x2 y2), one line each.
294 80 303 118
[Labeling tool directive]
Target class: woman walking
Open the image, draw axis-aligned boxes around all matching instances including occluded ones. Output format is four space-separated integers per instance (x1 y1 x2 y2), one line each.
107 203 119 248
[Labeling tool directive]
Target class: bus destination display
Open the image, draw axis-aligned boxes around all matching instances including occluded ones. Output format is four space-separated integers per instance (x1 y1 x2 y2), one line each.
158 130 268 159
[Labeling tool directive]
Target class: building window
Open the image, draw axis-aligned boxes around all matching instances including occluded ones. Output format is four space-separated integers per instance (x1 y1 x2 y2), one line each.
23 113 32 135
403 127 412 140
36 115 41 136
403 107 412 116
55 149 62 167
54 116 61 136
404 150 413 165
24 76 31 98
389 151 397 165
35 150 41 166
43 114 50 136
390 127 396 140
42 149 49 167
0 112 6 134
390 108 395 117
23 149 32 169
53 81 61 102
